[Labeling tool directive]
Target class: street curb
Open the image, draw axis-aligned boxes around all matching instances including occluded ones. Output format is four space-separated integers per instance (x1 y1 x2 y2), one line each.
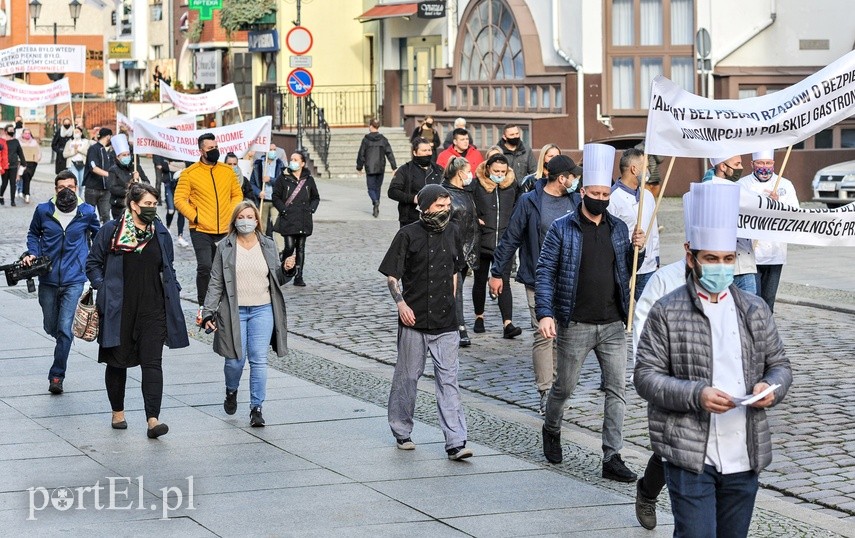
777 294 855 316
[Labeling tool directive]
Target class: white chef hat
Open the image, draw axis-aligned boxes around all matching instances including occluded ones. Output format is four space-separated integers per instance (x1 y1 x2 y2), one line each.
111 133 129 155
709 156 730 167
751 149 774 161
690 182 741 252
682 191 693 244
582 143 616 187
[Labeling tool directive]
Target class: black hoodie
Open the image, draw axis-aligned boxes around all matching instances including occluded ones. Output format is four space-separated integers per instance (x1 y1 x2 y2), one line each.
356 131 396 175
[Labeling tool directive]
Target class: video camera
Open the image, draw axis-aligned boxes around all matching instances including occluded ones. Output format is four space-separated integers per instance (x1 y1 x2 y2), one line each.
0 253 52 293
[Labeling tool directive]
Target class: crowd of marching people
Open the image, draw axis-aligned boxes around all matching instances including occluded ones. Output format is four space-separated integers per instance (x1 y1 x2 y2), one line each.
19 112 799 536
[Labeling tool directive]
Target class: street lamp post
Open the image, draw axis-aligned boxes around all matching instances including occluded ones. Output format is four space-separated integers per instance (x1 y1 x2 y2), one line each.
28 0 82 147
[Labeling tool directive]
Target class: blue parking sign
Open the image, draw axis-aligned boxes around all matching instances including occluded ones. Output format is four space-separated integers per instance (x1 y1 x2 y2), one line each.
287 68 314 97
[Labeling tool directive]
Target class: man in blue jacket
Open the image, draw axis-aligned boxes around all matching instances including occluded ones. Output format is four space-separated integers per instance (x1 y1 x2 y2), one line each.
488 155 581 415
536 144 644 482
24 170 100 394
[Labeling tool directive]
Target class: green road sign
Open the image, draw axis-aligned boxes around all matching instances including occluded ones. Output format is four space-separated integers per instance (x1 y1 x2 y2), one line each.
189 0 222 21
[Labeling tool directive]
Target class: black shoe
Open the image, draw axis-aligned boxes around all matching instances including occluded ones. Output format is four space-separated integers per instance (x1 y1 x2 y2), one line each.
473 317 485 333
147 423 169 439
447 446 473 460
48 377 63 394
372 201 379 218
250 406 265 427
603 454 637 482
542 426 562 464
503 323 522 339
294 276 306 287
635 479 658 530
111 420 128 430
10 201 15 207
538 390 548 416
396 437 416 450
224 389 237 415
0 197 4 205
458 329 471 347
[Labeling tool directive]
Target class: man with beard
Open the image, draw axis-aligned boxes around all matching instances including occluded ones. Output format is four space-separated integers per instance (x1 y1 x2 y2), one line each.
379 184 473 460
23 170 100 394
51 118 74 174
738 150 799 311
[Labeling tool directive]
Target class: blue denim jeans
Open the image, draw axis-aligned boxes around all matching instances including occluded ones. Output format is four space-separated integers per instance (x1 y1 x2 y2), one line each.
544 320 627 460
224 304 273 409
38 282 84 380
664 461 759 538
733 273 756 295
67 165 85 195
755 264 783 312
366 173 384 203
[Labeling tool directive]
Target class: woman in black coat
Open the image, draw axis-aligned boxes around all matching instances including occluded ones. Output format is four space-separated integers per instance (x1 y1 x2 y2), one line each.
272 151 320 287
441 156 479 347
471 153 521 339
85 183 189 438
410 116 442 162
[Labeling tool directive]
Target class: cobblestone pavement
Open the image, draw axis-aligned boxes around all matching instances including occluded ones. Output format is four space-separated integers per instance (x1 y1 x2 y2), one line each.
8 171 855 530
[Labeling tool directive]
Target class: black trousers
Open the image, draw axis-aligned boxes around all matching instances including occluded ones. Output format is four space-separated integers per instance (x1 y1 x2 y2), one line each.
283 235 307 276
0 166 18 200
472 253 513 321
104 353 164 420
190 230 227 304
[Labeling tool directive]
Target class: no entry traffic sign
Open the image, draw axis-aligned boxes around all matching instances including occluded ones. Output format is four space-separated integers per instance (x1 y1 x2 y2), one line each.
286 26 313 56
287 68 314 97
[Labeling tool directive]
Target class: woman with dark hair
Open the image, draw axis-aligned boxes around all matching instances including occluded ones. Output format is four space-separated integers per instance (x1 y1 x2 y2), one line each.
410 116 442 162
441 156 479 347
86 182 189 438
272 150 319 287
472 152 522 338
202 200 295 427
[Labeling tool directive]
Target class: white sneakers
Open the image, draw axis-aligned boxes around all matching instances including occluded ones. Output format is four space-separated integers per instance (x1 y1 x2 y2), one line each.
175 235 190 248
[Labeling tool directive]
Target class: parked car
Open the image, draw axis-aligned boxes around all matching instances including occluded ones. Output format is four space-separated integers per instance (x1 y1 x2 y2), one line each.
811 160 855 208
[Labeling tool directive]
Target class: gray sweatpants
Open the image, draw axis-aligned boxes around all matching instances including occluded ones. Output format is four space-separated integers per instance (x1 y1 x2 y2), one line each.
388 326 467 451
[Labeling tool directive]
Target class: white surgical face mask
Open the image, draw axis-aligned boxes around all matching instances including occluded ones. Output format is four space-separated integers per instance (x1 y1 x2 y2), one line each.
462 171 473 186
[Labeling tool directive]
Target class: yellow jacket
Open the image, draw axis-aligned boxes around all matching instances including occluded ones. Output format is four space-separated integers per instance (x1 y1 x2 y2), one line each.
175 161 243 234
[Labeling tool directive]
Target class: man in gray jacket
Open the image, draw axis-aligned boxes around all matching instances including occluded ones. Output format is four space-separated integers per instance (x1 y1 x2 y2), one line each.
634 181 792 538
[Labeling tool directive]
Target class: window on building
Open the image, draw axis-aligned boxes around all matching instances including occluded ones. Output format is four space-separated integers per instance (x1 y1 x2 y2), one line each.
459 0 524 82
151 45 162 60
605 0 695 113
151 1 162 22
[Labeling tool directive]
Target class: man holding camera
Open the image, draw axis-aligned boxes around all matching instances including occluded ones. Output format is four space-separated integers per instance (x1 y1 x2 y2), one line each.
24 170 100 394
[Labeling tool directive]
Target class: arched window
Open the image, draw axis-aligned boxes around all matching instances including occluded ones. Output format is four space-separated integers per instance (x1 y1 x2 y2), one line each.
459 0 524 81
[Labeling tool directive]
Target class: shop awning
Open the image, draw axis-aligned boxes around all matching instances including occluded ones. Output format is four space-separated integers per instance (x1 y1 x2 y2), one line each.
357 2 418 23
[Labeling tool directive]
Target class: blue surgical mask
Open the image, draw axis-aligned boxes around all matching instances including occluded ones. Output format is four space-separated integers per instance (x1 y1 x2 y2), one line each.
267 151 277 160
289 161 300 172
232 165 242 177
119 156 132 166
489 174 504 184
568 178 579 192
695 260 735 294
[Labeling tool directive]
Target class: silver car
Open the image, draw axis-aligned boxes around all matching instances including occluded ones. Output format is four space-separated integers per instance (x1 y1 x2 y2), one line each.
811 160 855 208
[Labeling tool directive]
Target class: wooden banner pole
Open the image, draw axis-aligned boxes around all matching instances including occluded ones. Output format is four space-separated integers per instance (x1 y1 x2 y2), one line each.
626 156 650 333
643 156 676 246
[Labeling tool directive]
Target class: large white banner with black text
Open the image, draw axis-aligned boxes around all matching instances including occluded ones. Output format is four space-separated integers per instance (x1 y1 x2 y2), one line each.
0 44 86 76
738 191 855 247
0 77 71 107
645 50 855 157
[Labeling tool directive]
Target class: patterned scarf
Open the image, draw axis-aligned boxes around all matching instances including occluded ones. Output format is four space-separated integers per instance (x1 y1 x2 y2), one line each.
420 209 451 233
111 210 154 254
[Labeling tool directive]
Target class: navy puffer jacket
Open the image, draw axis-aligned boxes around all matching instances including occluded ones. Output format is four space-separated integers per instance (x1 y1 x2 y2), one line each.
534 205 638 325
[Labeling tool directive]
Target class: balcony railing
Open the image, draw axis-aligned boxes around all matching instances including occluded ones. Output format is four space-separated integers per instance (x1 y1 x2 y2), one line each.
255 84 378 129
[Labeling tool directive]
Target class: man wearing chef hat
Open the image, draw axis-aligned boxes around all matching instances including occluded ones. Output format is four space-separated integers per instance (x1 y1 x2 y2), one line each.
738 149 800 312
634 181 792 537
535 143 645 482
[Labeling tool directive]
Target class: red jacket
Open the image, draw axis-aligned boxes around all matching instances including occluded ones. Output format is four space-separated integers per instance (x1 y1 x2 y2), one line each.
0 139 7 174
436 144 483 170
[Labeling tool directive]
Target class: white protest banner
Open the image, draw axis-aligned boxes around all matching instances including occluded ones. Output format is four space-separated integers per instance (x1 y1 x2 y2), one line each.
0 77 71 107
117 112 197 136
160 80 239 115
0 44 86 76
133 116 271 161
645 50 855 158
737 191 855 247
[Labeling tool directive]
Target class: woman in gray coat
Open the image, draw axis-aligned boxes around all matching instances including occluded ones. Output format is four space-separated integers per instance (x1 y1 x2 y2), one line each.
201 200 296 427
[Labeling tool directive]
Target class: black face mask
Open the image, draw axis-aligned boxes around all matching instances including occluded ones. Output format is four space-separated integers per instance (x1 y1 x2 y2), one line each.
505 137 520 147
724 164 743 181
5 130 13 137
413 154 432 167
62 123 71 129
204 148 220 164
55 188 78 213
582 196 609 216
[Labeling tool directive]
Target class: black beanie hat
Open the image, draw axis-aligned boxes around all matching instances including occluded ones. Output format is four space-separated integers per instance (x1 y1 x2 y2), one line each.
417 184 451 212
